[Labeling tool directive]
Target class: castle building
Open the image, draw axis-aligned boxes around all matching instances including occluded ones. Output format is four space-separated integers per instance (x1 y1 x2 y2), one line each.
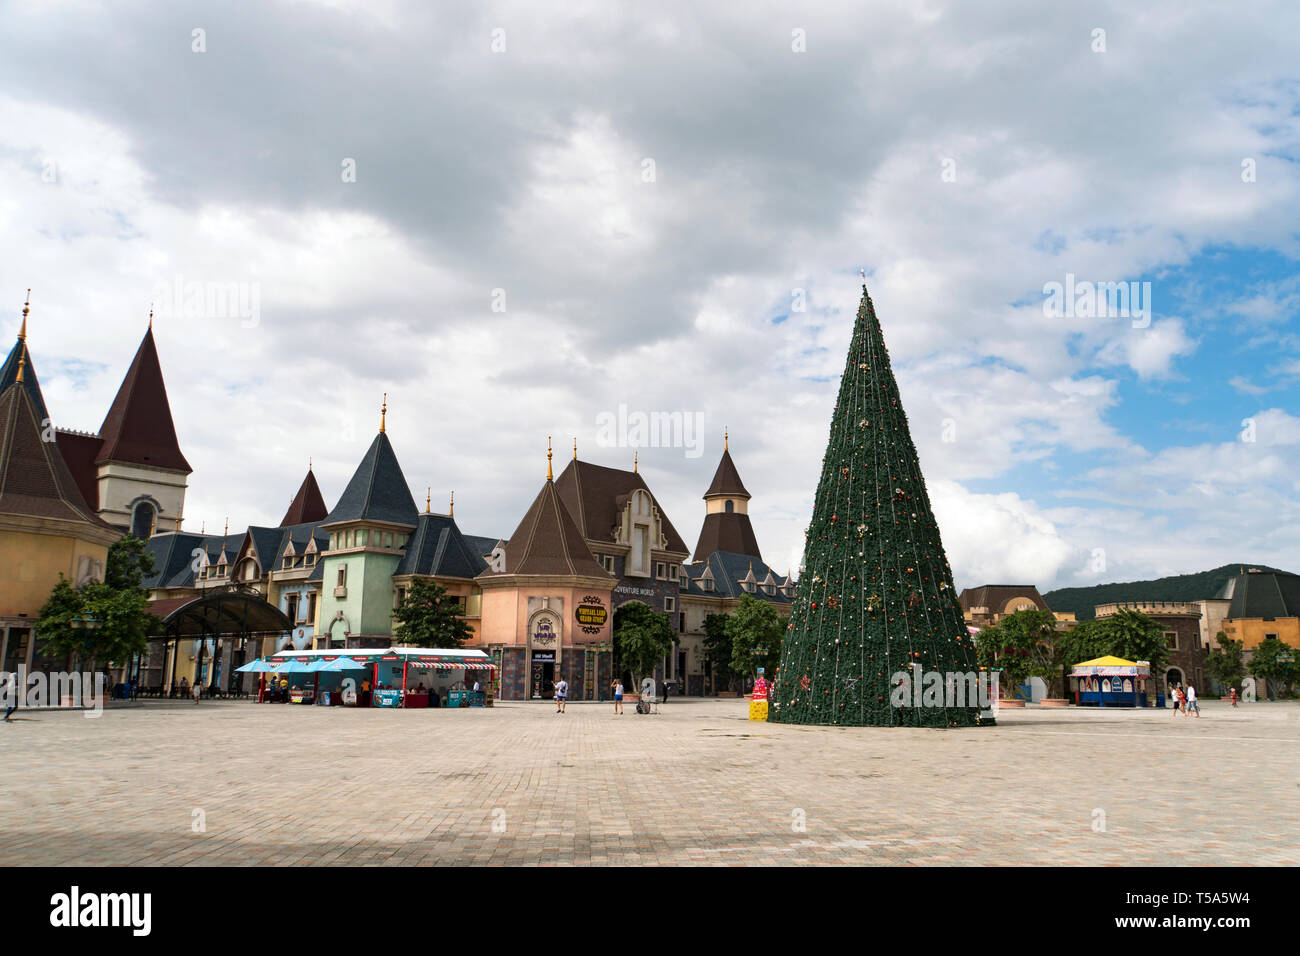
0 298 120 672
4 294 803 700
476 439 616 700
1093 602 1207 695
691 432 761 562
676 439 795 695
554 443 691 620
958 584 1054 627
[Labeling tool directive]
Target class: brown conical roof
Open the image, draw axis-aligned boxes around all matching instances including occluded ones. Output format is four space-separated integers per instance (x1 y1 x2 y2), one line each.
693 511 762 563
481 478 611 579
704 448 750 499
96 327 191 472
280 466 329 526
0 379 111 530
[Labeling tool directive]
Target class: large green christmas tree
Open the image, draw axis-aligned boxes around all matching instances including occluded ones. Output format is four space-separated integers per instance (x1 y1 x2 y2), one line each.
773 284 980 728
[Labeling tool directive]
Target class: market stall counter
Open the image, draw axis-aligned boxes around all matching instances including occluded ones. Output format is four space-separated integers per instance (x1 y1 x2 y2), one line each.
266 647 499 709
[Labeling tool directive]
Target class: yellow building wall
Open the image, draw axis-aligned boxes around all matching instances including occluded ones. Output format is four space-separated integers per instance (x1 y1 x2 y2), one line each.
1223 618 1300 650
0 530 110 617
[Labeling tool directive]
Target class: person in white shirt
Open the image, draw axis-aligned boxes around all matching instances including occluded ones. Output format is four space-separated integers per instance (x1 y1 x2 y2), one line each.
1186 684 1199 717
554 678 568 713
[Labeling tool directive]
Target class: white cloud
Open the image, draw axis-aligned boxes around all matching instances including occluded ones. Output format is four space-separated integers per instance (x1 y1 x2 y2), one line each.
1 1 1299 589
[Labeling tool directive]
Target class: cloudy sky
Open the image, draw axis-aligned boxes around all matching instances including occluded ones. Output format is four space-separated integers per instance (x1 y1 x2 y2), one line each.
3 0 1299 592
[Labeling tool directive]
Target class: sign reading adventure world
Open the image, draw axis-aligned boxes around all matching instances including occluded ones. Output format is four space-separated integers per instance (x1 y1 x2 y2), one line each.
575 596 608 634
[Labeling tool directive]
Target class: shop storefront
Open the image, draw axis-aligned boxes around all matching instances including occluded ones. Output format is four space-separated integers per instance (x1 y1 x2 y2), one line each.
266 647 498 708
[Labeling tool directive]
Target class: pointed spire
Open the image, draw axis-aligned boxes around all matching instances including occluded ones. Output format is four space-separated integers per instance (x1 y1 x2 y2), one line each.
546 435 553 481
174 515 181 532
15 290 29 384
148 303 153 330
724 426 728 451
95 325 191 472
573 436 577 460
322 427 418 527
280 463 329 526
633 450 638 473
449 490 454 517
379 393 387 434
481 470 611 579
426 486 431 514
223 517 229 539
201 520 205 535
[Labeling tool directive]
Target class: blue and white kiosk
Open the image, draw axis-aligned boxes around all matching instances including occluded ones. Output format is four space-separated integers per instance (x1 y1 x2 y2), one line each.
1070 656 1150 707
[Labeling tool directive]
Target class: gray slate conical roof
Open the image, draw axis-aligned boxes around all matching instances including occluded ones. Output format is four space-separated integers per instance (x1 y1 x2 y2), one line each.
322 431 418 527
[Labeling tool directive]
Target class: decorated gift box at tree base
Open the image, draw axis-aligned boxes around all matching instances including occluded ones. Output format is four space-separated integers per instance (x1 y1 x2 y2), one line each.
772 283 981 729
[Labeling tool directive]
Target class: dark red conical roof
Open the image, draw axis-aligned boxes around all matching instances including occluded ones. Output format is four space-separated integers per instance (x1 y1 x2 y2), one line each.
704 448 750 499
0 379 110 529
280 467 329 526
96 327 191 472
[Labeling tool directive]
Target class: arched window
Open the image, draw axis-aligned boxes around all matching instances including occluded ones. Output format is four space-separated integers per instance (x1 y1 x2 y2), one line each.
724 499 734 513
131 502 155 538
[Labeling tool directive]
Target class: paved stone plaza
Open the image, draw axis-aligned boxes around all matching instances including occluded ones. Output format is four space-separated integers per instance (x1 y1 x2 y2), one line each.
1 699 1295 866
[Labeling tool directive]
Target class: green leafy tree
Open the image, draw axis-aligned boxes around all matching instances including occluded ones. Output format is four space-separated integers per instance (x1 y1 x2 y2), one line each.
1206 632 1246 694
725 594 785 692
774 286 978 727
701 613 735 693
37 536 156 673
1062 609 1168 674
1249 637 1297 699
391 578 472 648
974 609 1064 697
612 601 677 691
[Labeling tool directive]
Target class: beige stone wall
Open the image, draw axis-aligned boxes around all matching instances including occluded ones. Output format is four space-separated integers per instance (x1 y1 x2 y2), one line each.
1224 617 1300 650
0 528 109 617
96 460 188 530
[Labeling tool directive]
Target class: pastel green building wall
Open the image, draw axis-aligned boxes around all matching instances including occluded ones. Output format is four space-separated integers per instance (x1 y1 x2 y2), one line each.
320 550 403 639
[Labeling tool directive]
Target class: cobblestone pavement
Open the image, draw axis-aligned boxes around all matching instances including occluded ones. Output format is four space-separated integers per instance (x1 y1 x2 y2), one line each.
1 699 1295 865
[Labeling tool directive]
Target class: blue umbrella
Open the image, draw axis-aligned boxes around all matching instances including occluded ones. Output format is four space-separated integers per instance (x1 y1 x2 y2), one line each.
235 658 275 673
319 657 368 672
271 659 312 673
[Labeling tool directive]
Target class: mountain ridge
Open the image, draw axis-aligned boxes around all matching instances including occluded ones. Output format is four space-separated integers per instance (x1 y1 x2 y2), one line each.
1042 563 1292 621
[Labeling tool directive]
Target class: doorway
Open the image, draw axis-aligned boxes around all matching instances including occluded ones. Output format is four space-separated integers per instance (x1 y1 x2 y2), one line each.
532 658 555 699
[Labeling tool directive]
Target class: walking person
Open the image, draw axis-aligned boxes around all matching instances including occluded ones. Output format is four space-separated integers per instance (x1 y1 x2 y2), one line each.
3 671 17 721
1169 682 1180 715
554 676 568 713
612 680 624 715
191 679 202 704
1186 683 1200 717
1230 686 1238 708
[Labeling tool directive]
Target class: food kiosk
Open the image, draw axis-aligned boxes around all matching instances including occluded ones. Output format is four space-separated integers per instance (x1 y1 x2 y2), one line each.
266 647 499 708
1070 656 1150 707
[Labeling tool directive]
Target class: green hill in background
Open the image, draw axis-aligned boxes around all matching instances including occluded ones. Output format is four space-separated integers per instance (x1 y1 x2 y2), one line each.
1042 563 1291 621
